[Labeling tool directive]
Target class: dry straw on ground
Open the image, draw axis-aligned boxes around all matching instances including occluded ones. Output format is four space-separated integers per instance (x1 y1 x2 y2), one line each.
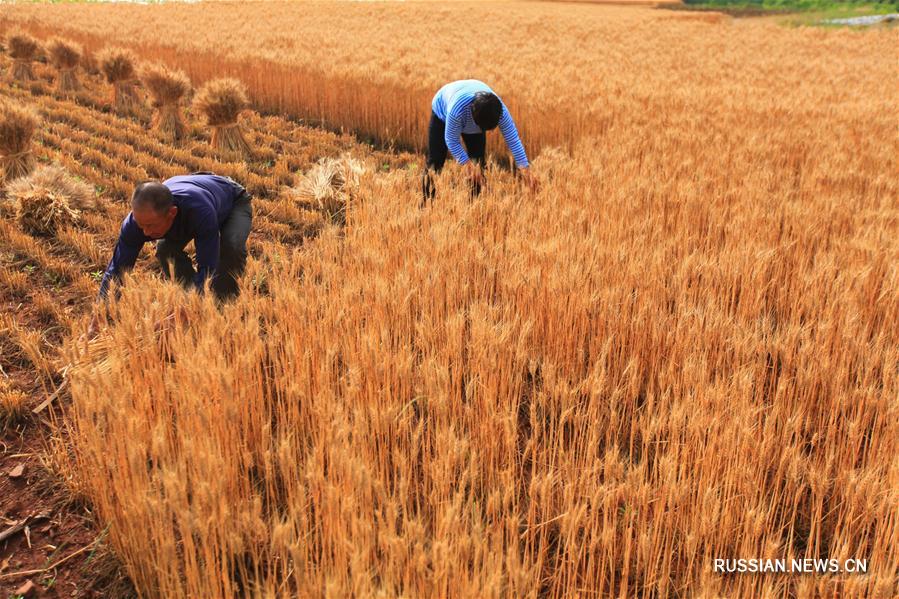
7 165 96 235
140 62 191 143
97 47 141 114
0 99 38 183
5 30 41 83
193 77 253 159
47 37 83 94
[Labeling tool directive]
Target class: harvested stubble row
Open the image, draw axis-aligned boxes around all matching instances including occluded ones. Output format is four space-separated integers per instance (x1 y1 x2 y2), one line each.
0 57 410 188
0 311 55 381
55 225 107 267
0 262 30 296
41 126 150 182
0 218 86 285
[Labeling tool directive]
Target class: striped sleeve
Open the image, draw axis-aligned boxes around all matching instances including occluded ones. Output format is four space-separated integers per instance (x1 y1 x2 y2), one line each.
498 107 529 168
444 99 472 166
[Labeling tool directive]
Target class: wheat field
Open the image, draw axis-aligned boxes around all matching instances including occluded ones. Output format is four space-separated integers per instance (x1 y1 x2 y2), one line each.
2 1 895 155
0 1 897 598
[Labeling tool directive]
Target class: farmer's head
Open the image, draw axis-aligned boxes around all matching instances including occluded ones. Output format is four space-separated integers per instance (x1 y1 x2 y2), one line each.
131 181 177 239
471 92 502 131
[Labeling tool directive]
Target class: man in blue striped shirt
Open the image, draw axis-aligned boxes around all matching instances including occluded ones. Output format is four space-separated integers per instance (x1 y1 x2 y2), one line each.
421 79 538 201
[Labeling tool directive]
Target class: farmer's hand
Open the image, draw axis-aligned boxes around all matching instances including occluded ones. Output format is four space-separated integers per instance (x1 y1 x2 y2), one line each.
519 167 540 193
173 304 190 328
86 310 102 340
465 161 485 190
154 305 189 335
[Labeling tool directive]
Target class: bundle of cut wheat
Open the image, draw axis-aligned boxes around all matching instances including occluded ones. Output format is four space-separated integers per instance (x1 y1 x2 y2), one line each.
292 155 367 222
98 47 141 113
140 62 191 143
47 38 82 94
7 166 96 235
193 78 253 159
6 31 40 83
0 100 38 184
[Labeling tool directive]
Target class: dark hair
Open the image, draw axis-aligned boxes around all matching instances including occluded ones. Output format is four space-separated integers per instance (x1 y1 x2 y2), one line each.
471 92 502 131
131 181 173 214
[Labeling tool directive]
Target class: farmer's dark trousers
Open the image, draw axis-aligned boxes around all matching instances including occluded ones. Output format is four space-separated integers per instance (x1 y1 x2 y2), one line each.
421 110 487 201
156 189 252 301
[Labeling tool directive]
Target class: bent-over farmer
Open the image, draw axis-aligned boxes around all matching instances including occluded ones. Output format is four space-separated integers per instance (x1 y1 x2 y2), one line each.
421 79 538 201
97 172 252 303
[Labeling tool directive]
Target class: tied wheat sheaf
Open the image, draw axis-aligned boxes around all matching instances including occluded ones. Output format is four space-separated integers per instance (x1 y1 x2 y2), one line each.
97 46 142 114
0 99 38 184
291 154 367 223
5 29 40 83
47 37 83 95
6 165 96 235
193 77 253 159
140 61 191 143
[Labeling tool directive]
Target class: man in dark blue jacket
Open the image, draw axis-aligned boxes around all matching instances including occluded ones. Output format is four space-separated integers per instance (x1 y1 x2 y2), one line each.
98 173 252 302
